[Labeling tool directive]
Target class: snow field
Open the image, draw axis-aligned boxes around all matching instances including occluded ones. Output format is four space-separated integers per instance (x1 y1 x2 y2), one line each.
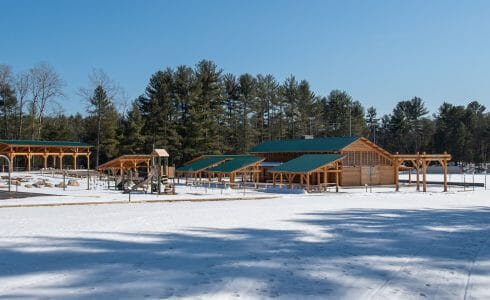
0 172 489 299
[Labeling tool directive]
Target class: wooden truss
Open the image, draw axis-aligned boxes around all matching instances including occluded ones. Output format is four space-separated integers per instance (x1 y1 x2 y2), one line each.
0 143 91 171
97 155 152 175
393 152 452 192
269 160 342 192
207 161 263 184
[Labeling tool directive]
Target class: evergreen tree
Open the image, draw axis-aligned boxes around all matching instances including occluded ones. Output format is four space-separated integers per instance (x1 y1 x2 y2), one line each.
186 60 224 156
86 85 119 167
386 97 429 153
139 69 181 164
121 101 145 155
282 76 299 138
296 80 318 137
322 90 366 137
255 74 280 141
0 65 17 139
173 66 197 163
237 73 257 153
222 73 240 152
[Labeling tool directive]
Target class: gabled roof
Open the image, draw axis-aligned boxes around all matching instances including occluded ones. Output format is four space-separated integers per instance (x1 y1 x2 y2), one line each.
0 139 91 147
177 155 262 173
208 156 264 173
98 155 152 170
269 154 344 173
249 137 358 153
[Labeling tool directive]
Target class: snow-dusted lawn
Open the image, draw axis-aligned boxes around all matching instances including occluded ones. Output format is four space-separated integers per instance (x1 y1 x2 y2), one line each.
0 173 489 299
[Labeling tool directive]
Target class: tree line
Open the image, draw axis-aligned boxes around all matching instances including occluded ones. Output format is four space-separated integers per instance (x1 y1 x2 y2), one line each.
0 60 488 167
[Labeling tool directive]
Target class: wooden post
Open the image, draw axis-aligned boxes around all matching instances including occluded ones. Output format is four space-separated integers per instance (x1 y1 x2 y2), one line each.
317 172 320 190
443 153 448 192
288 174 293 189
416 155 420 191
59 155 63 171
306 173 310 192
394 153 399 191
279 173 283 187
422 153 427 192
86 154 90 170
43 155 48 169
335 162 339 192
27 154 32 172
73 155 77 170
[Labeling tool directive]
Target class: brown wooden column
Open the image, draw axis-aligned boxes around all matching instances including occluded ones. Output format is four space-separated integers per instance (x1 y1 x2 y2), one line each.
335 162 339 192
86 154 90 170
73 155 77 170
43 155 48 169
415 155 420 191
394 153 400 191
306 173 310 192
27 154 32 172
442 154 448 192
422 153 427 192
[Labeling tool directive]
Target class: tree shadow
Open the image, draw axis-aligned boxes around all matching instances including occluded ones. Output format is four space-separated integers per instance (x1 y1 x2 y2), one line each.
1 207 490 299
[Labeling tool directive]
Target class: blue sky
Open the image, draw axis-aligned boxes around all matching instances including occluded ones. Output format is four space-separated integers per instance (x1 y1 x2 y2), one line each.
1 0 489 116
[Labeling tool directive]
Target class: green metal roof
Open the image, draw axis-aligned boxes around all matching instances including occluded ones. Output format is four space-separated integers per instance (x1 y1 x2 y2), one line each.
269 154 344 173
207 156 263 173
0 139 91 147
249 136 358 153
177 155 263 173
177 156 228 173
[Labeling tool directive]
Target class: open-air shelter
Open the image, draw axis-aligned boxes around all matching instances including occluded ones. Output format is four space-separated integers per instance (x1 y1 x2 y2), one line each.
269 154 344 192
0 139 91 171
97 155 152 176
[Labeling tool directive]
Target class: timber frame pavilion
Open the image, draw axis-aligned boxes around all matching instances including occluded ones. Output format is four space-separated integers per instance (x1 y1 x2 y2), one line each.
0 140 92 171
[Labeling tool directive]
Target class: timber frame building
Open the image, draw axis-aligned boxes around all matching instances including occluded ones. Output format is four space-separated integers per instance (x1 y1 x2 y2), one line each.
0 140 92 171
177 136 452 192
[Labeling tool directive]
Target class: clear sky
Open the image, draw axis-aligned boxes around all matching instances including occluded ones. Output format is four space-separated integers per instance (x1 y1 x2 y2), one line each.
1 0 489 116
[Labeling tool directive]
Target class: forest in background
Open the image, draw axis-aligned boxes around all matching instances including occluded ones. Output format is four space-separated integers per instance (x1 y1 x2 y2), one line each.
0 60 489 167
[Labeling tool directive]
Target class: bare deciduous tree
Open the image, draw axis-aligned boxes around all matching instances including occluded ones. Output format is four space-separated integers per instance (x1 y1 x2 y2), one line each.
28 62 64 139
15 71 30 139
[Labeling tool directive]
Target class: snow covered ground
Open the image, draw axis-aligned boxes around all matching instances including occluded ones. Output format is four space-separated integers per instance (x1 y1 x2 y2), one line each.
0 172 489 299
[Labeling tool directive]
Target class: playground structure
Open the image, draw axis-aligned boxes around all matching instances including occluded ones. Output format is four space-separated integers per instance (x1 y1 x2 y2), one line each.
97 149 175 194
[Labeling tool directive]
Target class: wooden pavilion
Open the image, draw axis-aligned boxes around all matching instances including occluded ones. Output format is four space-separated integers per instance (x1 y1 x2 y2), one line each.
176 155 263 183
269 154 344 192
97 155 152 176
0 140 91 171
178 136 452 192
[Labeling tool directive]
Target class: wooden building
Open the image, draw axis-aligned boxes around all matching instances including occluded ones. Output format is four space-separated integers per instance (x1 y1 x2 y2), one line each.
0 140 91 171
249 136 394 186
176 136 452 192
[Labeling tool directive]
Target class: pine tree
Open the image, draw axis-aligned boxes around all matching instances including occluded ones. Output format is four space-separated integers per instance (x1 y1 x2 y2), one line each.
186 60 224 156
139 69 181 164
0 65 17 139
174 66 198 163
86 85 119 167
282 76 299 138
121 101 145 155
296 80 318 137
222 73 240 152
237 73 257 153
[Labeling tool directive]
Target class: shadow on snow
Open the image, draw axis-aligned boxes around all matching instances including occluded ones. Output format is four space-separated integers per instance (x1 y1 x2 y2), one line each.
1 207 490 299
